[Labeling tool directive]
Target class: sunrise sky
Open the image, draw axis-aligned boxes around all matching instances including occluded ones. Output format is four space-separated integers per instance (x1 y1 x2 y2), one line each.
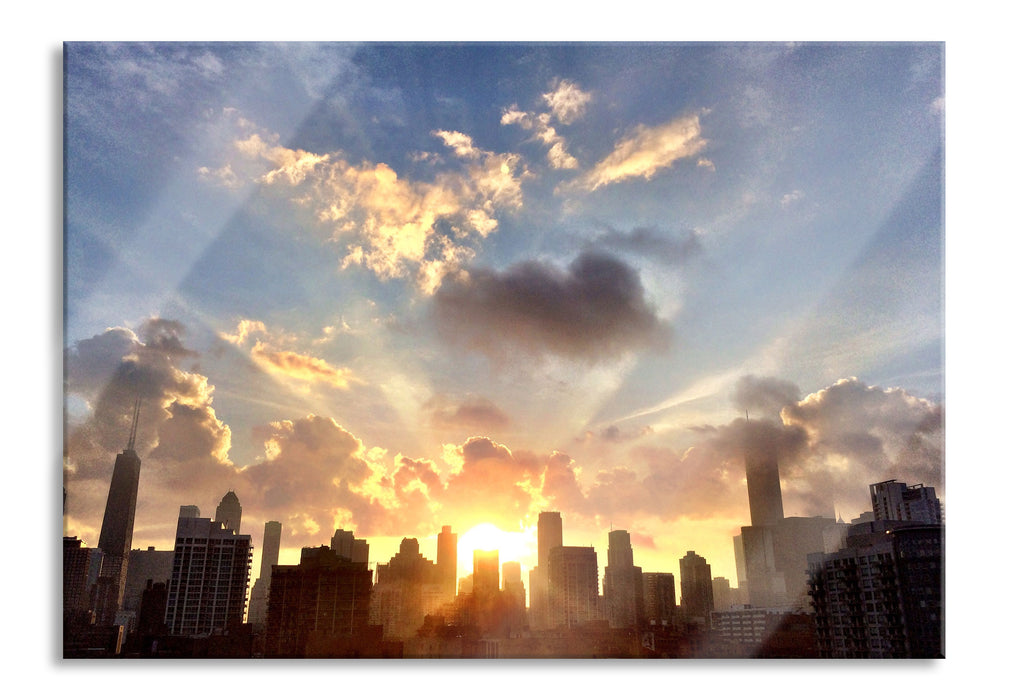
62 41 945 596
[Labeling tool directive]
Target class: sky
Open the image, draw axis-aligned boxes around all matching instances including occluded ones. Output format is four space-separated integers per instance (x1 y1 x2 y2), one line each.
62 41 945 597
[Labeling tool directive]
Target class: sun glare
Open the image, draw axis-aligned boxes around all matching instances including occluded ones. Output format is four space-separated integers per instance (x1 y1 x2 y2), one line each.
457 523 535 575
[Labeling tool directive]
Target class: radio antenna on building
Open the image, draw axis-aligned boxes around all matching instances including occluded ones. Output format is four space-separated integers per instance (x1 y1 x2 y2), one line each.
126 397 141 451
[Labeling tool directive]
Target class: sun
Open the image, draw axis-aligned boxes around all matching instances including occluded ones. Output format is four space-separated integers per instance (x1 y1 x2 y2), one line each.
457 522 535 576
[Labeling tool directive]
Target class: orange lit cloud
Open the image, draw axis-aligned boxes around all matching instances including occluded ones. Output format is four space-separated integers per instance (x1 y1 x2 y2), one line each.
201 114 528 293
250 342 357 389
576 112 708 190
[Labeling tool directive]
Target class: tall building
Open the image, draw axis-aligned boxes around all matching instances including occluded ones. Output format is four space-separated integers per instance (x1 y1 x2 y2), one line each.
744 428 785 528
678 551 714 624
248 520 282 625
121 546 174 614
63 536 97 625
870 480 943 525
736 427 839 610
602 530 644 629
437 525 458 598
529 511 563 629
807 520 944 658
215 490 243 534
369 538 444 640
164 512 253 636
473 549 500 598
547 546 602 629
331 527 369 563
265 545 373 657
642 572 676 626
93 400 143 626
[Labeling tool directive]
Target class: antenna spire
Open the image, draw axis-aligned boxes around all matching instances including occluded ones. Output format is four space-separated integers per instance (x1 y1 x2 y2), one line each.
127 397 141 451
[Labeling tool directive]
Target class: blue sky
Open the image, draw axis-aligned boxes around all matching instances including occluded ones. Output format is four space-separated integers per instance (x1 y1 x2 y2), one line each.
62 41 944 590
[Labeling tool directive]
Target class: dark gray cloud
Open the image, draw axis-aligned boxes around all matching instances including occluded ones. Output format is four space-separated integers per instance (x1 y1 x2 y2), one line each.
732 374 802 418
432 251 671 362
590 226 702 265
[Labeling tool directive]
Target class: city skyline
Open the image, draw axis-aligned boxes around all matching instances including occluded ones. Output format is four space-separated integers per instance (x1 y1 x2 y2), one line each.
63 42 944 595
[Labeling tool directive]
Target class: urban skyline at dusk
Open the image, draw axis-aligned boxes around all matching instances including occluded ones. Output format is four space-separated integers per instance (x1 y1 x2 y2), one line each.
62 41 944 599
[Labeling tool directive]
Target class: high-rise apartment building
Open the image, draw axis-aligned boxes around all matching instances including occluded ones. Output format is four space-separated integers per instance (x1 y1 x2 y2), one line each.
63 536 97 624
642 572 676 626
602 530 644 629
93 401 143 626
807 520 944 658
265 545 373 657
870 480 943 525
214 490 243 534
679 550 714 624
121 546 174 614
547 546 602 629
248 520 282 625
164 511 253 636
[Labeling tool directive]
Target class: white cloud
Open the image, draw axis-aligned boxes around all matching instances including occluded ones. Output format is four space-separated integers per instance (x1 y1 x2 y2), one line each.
543 79 592 125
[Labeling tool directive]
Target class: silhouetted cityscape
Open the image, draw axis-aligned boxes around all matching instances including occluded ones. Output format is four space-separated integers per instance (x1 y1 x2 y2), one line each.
63 416 944 659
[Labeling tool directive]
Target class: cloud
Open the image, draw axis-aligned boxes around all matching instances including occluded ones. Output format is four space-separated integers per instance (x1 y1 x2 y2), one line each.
63 320 237 541
589 226 702 266
543 79 592 125
200 114 528 293
500 78 588 170
219 319 358 390
575 112 708 190
426 395 511 433
250 343 357 389
431 251 671 363
732 374 802 419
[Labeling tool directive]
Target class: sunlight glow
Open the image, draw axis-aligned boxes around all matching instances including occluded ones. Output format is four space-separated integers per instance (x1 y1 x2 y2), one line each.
457 522 536 576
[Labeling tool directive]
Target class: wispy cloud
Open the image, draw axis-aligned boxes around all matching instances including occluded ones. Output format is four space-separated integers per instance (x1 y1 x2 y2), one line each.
574 111 708 190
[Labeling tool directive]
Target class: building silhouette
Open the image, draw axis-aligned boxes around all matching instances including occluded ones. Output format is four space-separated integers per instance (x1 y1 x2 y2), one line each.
63 536 97 631
642 572 676 626
164 509 253 636
93 400 143 626
602 530 644 629
214 490 242 534
369 537 445 640
679 550 714 624
547 546 602 629
807 520 944 658
736 423 840 610
248 520 282 625
331 527 369 563
122 546 174 618
265 545 374 657
529 511 562 629
870 480 943 525
437 525 458 598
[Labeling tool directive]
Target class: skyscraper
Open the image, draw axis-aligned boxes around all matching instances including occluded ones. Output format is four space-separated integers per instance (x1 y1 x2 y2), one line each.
164 513 253 636
473 549 500 598
642 572 676 626
248 520 282 625
215 490 243 534
679 550 714 624
547 546 602 629
369 538 443 640
437 525 458 598
602 530 644 629
744 434 784 527
93 400 143 626
529 512 563 629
